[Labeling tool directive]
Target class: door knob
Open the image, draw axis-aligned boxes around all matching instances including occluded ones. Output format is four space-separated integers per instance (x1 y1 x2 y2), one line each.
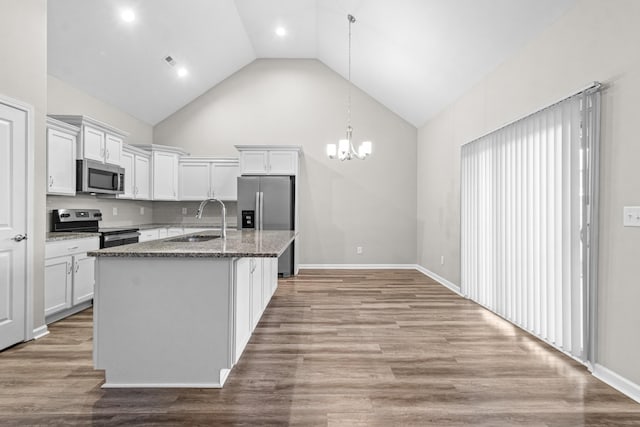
13 234 27 242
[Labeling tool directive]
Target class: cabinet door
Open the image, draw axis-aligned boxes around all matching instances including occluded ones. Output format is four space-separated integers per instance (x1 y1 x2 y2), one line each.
47 128 76 195
153 152 178 200
240 151 268 175
158 228 168 238
118 151 135 199
262 257 276 307
234 258 252 363
211 163 239 200
104 134 123 166
82 125 105 162
44 256 72 317
268 151 297 175
179 162 210 200
250 258 264 330
72 253 95 305
134 155 150 199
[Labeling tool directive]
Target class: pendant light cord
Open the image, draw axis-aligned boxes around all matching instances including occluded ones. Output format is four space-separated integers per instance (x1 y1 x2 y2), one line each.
347 14 355 144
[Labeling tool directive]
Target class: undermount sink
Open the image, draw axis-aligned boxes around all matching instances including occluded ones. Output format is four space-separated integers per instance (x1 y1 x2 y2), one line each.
167 235 221 243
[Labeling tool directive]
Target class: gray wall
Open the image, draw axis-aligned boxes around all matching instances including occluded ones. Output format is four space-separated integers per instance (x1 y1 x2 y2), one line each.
0 0 48 329
48 75 153 144
155 59 418 265
417 0 640 385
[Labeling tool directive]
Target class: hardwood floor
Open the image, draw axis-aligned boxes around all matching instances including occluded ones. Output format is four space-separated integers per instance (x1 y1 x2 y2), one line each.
1 269 639 426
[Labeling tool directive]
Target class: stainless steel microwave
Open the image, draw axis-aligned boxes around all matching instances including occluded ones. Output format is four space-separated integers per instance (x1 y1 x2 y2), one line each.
76 159 125 195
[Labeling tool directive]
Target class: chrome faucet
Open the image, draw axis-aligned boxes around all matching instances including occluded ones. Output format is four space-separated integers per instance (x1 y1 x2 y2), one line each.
196 198 226 239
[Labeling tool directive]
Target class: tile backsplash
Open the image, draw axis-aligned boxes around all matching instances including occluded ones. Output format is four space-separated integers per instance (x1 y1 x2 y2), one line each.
152 201 237 227
46 195 237 230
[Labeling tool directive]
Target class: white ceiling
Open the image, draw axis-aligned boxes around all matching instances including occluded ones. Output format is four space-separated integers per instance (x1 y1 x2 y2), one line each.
48 0 575 127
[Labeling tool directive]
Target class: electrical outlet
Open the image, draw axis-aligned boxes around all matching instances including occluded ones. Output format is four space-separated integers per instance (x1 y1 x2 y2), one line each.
440 255 445 265
356 246 363 255
623 206 640 227
140 207 145 215
112 207 118 216
182 207 188 215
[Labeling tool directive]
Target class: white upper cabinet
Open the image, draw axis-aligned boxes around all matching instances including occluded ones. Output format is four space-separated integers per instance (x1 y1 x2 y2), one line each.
46 118 79 196
133 144 188 201
83 125 105 162
105 134 123 166
179 161 210 200
179 157 240 201
49 115 128 166
235 145 302 176
134 155 150 199
118 144 151 200
211 162 239 200
119 151 135 199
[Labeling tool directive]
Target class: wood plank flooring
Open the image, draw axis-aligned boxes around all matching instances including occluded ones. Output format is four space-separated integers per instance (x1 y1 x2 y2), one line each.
1 269 639 426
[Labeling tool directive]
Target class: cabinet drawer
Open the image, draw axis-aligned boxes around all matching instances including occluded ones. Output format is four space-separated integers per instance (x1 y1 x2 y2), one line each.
139 229 161 242
46 237 99 259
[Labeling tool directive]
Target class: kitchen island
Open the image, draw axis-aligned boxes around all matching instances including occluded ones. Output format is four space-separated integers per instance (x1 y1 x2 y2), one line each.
88 229 296 388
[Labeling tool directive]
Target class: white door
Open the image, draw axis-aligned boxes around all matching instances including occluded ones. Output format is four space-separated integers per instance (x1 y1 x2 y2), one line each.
268 151 297 175
44 256 72 317
0 102 28 350
240 151 268 175
152 152 178 200
72 254 95 305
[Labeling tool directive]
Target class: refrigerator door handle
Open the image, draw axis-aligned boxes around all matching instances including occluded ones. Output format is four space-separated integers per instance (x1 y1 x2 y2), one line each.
259 192 264 230
255 191 260 230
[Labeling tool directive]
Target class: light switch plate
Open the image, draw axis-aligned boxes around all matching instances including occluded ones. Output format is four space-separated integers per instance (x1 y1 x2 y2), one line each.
623 206 640 227
182 207 188 215
112 207 118 216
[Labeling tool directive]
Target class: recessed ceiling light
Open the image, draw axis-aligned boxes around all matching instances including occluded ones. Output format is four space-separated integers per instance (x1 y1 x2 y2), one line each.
177 67 188 78
275 27 287 37
121 9 135 23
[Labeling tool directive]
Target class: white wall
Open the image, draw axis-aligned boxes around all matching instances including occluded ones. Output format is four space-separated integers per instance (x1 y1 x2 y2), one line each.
155 59 418 265
417 0 640 385
0 0 47 329
48 75 153 144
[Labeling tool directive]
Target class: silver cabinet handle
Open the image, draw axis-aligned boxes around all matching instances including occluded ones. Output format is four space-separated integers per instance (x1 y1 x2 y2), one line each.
67 262 72 275
75 261 79 274
13 234 27 242
49 176 53 187
106 149 110 159
67 246 79 251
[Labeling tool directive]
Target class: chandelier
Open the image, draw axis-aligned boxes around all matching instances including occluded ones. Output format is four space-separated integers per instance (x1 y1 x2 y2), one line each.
326 14 372 161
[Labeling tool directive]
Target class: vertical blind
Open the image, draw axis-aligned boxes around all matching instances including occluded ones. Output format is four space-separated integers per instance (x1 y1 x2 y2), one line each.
460 87 600 362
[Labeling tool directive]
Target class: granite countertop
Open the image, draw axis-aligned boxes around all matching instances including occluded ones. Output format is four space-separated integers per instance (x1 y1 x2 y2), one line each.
46 232 101 242
133 223 236 230
87 229 296 258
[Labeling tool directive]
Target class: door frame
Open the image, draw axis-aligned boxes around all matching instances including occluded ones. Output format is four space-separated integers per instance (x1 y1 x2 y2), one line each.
1 93 35 342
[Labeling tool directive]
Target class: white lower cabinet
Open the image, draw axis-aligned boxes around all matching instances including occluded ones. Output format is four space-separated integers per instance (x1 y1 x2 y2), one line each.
167 227 184 237
234 257 277 362
250 258 263 330
234 258 252 363
44 256 72 317
44 237 99 323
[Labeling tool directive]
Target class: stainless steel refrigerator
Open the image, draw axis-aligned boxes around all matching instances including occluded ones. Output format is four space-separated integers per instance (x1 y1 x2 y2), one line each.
237 176 295 277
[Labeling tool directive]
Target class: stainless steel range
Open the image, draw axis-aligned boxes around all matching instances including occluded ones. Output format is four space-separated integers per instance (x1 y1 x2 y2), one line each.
51 209 140 248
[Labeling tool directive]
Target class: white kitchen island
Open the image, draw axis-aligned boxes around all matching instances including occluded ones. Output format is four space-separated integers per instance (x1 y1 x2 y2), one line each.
88 229 296 388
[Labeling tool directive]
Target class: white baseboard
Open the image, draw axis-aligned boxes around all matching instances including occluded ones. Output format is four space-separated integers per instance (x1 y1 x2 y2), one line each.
298 264 418 270
414 265 463 296
32 325 49 340
593 363 640 404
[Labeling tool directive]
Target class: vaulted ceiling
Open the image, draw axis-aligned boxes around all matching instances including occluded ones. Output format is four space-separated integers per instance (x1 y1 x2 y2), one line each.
48 0 575 127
